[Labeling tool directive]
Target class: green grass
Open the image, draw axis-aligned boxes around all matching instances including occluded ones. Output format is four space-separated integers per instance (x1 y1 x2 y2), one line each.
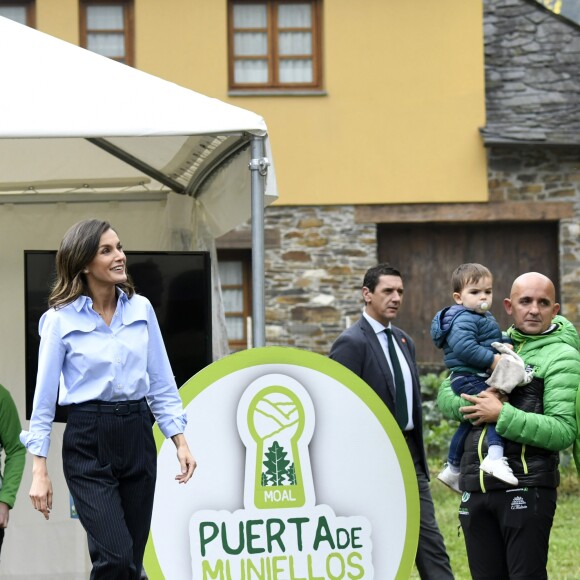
409 466 580 579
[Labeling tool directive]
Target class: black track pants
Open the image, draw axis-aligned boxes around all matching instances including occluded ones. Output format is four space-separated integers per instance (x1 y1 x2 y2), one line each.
459 486 556 579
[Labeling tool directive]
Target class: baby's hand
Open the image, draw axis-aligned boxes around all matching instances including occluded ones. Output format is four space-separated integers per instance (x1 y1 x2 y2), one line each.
485 386 508 402
492 342 515 356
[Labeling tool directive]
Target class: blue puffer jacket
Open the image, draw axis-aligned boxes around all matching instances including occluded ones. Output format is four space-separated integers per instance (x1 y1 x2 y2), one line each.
430 305 503 373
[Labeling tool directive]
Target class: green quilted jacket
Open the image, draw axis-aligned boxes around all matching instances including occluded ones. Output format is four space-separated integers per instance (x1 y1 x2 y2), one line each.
437 315 580 491
0 384 25 508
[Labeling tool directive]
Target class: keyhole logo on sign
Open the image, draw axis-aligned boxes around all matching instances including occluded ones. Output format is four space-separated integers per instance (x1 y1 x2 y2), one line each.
240 377 314 510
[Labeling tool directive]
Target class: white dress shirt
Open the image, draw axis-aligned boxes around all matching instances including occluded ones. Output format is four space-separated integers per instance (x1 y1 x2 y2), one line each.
363 310 414 431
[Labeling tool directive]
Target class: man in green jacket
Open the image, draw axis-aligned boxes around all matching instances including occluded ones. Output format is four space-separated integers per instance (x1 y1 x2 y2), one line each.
0 384 25 556
575 384 580 477
437 272 580 579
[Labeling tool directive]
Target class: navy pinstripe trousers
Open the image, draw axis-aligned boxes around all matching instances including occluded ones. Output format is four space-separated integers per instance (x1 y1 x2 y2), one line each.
63 403 157 579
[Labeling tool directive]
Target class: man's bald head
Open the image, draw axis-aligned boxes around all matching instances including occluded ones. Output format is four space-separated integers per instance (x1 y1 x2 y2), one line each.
504 272 559 335
510 272 555 300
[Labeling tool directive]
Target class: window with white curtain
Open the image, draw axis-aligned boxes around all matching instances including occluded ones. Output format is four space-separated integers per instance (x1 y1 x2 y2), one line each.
0 1 34 26
229 0 322 90
217 252 252 352
80 1 133 65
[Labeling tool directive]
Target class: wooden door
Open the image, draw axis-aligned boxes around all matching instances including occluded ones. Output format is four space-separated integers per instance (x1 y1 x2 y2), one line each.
378 222 559 369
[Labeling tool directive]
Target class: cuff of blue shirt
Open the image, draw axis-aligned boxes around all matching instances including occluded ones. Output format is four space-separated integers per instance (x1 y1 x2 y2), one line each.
157 413 188 440
19 430 50 457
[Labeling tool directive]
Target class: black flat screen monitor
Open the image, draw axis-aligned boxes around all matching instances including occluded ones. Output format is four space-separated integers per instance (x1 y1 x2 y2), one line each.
24 251 212 422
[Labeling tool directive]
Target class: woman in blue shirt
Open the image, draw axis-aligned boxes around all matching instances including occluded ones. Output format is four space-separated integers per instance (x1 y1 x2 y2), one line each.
21 219 197 579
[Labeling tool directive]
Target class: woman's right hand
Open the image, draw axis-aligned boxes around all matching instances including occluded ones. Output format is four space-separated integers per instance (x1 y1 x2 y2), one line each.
30 456 53 520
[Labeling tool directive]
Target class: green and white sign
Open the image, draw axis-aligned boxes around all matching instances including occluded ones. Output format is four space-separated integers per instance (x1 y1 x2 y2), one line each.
144 347 419 579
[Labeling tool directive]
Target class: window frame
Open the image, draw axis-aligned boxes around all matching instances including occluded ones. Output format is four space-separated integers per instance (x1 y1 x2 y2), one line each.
0 0 36 27
228 0 323 91
217 250 253 352
79 0 134 66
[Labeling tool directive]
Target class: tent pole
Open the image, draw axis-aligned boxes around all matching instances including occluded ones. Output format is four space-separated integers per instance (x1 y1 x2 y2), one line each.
249 135 269 348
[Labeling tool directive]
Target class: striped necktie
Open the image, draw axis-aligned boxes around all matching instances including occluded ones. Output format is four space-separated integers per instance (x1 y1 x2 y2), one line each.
385 328 409 429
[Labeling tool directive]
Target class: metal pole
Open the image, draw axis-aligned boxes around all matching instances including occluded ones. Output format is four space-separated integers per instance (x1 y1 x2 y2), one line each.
249 135 269 348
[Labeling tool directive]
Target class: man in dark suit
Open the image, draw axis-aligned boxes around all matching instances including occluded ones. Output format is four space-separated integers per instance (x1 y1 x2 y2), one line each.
330 263 453 579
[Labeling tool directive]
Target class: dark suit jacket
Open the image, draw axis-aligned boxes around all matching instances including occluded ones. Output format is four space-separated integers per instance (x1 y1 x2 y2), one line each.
330 315 429 478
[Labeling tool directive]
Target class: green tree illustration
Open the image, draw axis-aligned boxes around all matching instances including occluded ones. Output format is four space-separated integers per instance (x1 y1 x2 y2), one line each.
261 472 269 487
286 463 297 485
263 441 290 486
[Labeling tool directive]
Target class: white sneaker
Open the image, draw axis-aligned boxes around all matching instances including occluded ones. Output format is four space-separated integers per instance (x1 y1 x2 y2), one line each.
480 456 518 486
437 464 461 493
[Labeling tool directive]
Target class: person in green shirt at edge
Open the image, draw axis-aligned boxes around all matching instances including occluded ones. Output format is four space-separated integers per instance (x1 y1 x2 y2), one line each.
437 272 580 580
0 383 25 557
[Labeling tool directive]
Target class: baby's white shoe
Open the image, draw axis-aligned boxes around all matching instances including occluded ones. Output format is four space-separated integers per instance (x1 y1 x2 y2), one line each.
437 464 461 493
480 456 518 486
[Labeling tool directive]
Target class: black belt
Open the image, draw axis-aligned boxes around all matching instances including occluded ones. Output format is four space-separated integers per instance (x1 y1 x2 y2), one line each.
71 399 147 416
403 429 414 440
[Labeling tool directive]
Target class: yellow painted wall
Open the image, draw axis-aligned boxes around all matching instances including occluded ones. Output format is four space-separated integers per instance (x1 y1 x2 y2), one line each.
33 0 488 206
36 0 78 44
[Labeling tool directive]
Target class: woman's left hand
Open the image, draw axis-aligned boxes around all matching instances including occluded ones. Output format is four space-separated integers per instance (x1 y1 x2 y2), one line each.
171 433 197 484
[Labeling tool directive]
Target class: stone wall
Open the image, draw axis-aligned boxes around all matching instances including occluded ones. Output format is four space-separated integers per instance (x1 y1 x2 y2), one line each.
256 147 580 355
263 205 377 354
488 146 580 322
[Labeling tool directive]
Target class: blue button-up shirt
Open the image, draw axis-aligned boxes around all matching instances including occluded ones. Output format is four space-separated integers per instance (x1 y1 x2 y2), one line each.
20 290 187 457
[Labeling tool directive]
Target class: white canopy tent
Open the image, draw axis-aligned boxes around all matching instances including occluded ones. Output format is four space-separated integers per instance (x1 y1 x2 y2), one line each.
0 16 276 578
0 17 277 354
0 14 277 345
0 16 277 225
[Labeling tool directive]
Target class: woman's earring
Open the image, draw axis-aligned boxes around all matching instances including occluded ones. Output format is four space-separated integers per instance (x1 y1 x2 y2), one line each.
83 269 89 274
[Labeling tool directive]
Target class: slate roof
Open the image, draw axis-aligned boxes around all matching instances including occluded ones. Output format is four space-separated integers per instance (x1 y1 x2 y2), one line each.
482 0 580 146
